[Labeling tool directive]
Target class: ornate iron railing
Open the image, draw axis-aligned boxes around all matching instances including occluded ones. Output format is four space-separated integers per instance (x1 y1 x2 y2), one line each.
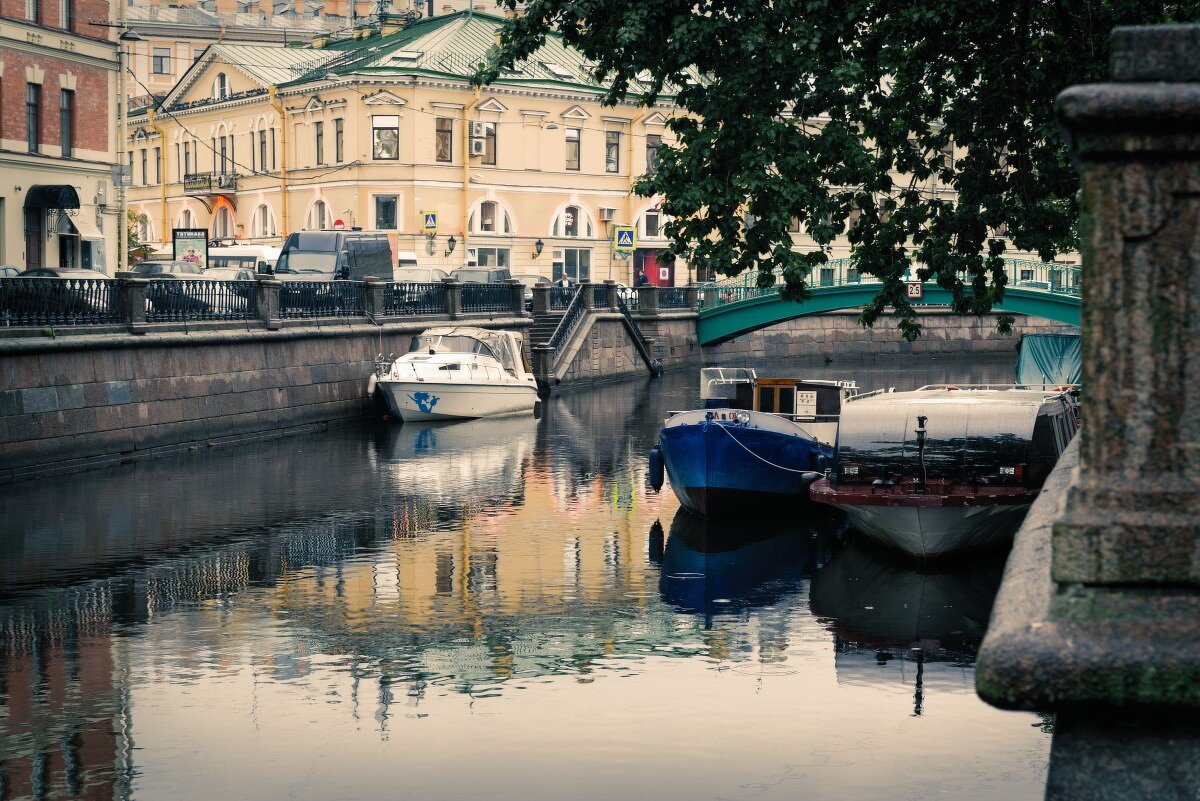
145 279 259 322
549 286 574 310
591 284 610 308
0 277 118 327
380 282 446 316
183 171 238 194
460 283 510 313
279 281 366 318
659 287 690 309
547 285 586 352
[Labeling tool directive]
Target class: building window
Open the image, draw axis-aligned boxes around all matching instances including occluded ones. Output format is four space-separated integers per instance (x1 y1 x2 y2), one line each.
474 247 510 269
334 118 343 163
605 131 620 173
468 201 512 235
252 204 276 238
258 131 267 173
213 73 229 101
25 0 38 23
26 83 40 154
374 195 397 230
152 47 171 75
59 0 71 29
554 248 591 283
174 143 181 180
153 146 160 184
553 205 591 238
481 121 496 166
435 117 453 163
565 127 580 171
59 90 74 157
212 206 234 240
270 129 277 170
646 133 661 174
140 149 148 186
306 199 330 230
643 210 661 238
372 115 398 160
218 136 229 173
314 121 325 165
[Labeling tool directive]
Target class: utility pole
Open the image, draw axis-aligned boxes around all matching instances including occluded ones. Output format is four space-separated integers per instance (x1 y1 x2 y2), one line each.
115 26 141 272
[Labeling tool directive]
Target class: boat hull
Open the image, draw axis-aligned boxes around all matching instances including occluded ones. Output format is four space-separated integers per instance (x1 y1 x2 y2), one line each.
377 379 537 421
659 410 827 517
809 479 1033 558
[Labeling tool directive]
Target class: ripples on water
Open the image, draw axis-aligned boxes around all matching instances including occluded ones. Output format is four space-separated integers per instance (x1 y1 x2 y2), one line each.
0 356 1049 801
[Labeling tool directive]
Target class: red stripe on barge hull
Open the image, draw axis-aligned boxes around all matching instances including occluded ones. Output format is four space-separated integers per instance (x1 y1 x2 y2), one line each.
809 479 1037 508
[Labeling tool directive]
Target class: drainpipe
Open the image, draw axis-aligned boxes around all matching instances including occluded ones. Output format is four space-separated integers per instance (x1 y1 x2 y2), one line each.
268 86 289 236
461 88 481 262
147 108 167 246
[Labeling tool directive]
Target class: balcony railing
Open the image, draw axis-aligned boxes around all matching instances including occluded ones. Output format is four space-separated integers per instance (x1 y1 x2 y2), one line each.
183 172 238 194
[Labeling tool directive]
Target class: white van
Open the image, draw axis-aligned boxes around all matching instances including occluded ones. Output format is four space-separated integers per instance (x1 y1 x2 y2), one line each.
208 245 281 275
396 251 419 279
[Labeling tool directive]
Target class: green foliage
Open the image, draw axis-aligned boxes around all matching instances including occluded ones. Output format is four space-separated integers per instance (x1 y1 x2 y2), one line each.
477 0 1196 339
127 210 149 266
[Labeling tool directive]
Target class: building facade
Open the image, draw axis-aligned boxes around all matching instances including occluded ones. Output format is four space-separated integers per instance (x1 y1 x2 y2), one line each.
0 0 118 272
126 10 686 287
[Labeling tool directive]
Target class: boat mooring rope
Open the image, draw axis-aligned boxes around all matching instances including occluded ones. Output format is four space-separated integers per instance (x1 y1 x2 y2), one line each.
712 420 820 474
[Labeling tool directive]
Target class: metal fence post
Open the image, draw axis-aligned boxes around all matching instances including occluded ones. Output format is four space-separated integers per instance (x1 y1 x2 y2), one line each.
255 277 282 330
114 272 149 332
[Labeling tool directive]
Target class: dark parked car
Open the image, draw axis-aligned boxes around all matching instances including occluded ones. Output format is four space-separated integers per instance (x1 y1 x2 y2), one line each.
2 268 114 323
450 268 512 284
133 261 217 315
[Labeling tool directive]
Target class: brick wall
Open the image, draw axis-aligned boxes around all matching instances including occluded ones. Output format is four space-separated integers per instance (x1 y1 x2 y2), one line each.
0 0 111 40
0 48 109 152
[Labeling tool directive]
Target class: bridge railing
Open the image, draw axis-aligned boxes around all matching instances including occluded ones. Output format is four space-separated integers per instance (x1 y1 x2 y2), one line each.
699 259 1082 311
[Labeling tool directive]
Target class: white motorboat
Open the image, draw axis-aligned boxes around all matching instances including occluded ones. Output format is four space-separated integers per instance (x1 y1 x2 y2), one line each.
371 326 538 421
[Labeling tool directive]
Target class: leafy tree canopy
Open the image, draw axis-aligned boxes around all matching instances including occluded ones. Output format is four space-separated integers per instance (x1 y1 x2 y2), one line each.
477 0 1195 339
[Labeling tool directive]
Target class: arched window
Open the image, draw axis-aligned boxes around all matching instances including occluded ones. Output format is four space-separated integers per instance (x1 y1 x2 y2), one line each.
136 213 153 243
211 206 235 240
305 199 330 230
251 203 277 239
177 208 198 230
552 205 593 238
213 72 229 101
468 200 514 235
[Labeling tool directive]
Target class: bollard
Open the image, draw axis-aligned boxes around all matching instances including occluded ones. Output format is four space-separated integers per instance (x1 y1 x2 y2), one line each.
255 276 282 330
975 24 1200 797
114 272 149 332
636 284 659 316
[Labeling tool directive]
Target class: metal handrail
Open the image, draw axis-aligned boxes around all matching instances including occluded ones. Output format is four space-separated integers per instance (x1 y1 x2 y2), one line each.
546 285 586 352
616 296 662 376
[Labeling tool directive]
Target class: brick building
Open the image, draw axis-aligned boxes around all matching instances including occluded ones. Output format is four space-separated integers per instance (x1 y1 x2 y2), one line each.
0 0 118 272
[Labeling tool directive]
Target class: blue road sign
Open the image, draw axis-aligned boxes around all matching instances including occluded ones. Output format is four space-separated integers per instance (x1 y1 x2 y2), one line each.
613 225 636 252
421 212 438 233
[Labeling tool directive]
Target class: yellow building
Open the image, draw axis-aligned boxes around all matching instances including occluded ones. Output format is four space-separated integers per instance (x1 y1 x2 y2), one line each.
126 10 684 286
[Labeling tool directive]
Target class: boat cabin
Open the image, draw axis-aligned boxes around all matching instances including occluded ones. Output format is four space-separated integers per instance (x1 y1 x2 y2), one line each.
701 368 854 422
405 326 533 379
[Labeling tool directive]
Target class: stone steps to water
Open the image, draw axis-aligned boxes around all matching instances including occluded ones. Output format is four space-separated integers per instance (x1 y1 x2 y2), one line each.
528 312 564 346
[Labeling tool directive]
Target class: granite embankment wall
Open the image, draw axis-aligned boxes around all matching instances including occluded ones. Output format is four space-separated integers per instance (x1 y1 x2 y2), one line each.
555 314 701 386
704 310 1069 363
0 319 528 482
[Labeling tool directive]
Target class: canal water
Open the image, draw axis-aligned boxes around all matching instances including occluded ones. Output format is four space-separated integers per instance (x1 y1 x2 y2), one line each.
1 355 1050 801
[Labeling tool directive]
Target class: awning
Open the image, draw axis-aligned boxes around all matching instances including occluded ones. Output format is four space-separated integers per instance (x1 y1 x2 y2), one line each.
24 184 80 210
69 211 105 242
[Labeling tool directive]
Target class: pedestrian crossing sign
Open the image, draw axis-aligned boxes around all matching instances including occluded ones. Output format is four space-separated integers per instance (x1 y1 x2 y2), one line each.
613 225 636 253
421 211 438 234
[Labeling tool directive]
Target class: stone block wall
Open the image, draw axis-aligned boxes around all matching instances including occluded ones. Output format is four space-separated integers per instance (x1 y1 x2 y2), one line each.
558 317 645 385
705 310 1069 364
637 315 703 369
0 319 527 482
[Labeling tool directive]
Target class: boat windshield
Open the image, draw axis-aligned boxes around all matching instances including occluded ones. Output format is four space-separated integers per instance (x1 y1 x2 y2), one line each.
409 334 501 362
701 367 756 401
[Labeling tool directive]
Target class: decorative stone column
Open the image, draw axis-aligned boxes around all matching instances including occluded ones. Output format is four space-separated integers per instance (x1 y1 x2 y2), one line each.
636 284 659 316
532 284 551 315
114 272 149 332
684 284 700 310
362 277 386 318
442 279 462 320
580 281 595 310
976 25 1200 798
504 278 525 316
254 276 281 330
603 279 620 310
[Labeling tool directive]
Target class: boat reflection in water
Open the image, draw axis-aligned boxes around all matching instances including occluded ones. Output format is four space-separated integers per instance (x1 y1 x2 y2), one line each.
657 508 847 624
809 535 1007 714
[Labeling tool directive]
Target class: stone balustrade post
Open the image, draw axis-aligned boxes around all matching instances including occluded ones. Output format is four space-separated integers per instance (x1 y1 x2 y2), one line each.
505 278 526 316
114 272 149 332
532 344 555 398
532 284 551 315
684 284 700 310
442 279 462 320
976 25 1200 797
254 276 282 330
580 281 595 310
636 284 659 316
603 279 620 310
362 277 386 318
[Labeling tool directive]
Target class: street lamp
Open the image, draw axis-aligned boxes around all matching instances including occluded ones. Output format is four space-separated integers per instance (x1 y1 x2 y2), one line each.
444 235 456 257
532 238 544 259
115 28 142 273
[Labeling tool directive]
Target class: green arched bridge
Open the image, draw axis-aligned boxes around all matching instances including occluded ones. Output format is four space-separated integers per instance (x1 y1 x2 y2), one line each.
696 259 1081 345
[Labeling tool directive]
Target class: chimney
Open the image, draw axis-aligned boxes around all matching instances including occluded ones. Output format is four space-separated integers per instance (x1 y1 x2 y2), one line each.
311 32 331 47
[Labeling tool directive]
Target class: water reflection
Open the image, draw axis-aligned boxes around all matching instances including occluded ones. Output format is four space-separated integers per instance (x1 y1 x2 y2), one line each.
0 359 1048 801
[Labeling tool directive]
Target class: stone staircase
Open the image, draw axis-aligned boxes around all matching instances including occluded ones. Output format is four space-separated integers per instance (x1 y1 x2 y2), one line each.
527 310 564 347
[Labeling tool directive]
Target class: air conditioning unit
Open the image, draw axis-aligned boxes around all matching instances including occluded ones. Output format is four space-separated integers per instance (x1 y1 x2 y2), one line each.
469 121 487 138
469 137 487 157
598 207 618 222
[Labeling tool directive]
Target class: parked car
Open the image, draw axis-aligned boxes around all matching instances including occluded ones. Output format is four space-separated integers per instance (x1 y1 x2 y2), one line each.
133 261 218 315
276 231 393 281
3 267 113 322
0 266 21 278
450 268 512 284
394 267 450 307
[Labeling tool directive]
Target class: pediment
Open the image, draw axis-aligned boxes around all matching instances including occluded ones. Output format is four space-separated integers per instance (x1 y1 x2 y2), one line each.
476 97 508 113
643 112 668 126
561 104 590 120
363 89 407 106
303 95 325 112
